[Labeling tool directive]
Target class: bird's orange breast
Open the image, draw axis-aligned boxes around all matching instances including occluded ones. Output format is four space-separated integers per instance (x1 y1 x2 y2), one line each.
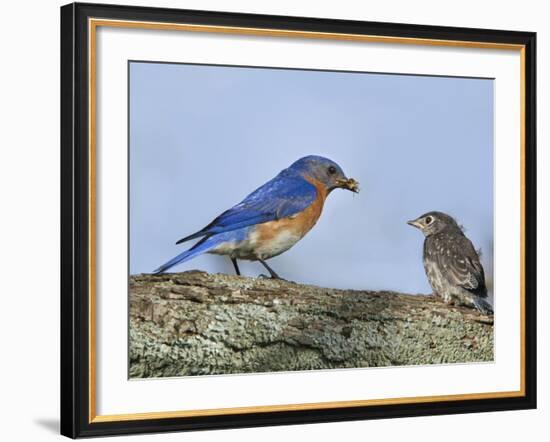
254 176 327 252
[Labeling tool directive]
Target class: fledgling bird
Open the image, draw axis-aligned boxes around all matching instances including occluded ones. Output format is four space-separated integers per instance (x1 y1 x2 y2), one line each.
154 155 359 278
407 211 493 315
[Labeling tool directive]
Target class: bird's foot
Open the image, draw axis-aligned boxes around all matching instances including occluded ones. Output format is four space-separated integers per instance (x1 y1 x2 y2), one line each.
430 292 452 304
258 273 286 281
257 259 285 280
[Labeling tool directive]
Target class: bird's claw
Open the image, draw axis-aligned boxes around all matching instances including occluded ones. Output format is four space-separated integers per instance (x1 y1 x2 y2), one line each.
258 274 286 281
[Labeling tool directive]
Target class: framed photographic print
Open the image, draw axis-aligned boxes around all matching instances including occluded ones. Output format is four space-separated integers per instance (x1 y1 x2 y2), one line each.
60 2 537 438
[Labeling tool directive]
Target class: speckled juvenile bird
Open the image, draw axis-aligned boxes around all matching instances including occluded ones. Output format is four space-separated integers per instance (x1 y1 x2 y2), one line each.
407 211 493 315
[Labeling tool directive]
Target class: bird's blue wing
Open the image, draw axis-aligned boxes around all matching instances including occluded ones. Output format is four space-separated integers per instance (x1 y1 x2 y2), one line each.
176 172 317 244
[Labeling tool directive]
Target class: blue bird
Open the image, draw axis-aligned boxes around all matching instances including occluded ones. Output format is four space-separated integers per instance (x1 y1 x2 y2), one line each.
154 155 359 278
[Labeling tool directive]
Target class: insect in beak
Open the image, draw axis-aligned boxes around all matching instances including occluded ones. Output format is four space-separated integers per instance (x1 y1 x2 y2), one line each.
336 178 360 193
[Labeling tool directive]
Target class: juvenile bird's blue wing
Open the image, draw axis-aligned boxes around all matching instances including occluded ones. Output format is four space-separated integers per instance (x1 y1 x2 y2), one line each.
176 172 317 244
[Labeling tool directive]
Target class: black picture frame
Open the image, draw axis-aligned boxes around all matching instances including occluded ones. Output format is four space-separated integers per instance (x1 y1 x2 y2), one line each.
61 2 537 438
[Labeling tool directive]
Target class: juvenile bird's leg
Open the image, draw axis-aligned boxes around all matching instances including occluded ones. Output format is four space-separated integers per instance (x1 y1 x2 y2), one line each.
259 259 281 279
231 258 241 276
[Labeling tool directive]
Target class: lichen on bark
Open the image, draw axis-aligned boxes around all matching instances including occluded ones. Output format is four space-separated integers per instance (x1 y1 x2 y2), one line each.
129 271 493 378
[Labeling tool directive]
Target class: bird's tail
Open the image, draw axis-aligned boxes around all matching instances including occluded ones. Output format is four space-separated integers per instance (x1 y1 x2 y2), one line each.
472 296 494 316
153 236 222 274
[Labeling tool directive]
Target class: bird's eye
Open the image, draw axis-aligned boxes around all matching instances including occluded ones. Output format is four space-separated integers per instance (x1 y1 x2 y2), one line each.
425 216 433 225
327 166 337 175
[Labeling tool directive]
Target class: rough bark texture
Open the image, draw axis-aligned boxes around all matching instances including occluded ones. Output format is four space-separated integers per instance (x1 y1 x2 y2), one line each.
129 271 493 378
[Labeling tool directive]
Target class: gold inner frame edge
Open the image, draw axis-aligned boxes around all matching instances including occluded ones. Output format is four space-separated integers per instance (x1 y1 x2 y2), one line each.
87 18 527 424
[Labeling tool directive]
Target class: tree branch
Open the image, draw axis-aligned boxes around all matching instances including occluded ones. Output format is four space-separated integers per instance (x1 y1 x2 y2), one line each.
129 271 493 378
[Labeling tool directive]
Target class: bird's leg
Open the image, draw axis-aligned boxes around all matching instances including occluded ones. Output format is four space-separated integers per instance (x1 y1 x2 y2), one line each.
231 258 241 276
259 259 281 279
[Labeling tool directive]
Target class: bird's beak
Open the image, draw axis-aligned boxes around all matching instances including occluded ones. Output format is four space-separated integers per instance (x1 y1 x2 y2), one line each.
336 177 360 193
407 219 423 229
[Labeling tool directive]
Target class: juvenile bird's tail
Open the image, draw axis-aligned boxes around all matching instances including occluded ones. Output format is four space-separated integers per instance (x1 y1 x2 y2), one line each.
154 236 221 274
472 296 494 316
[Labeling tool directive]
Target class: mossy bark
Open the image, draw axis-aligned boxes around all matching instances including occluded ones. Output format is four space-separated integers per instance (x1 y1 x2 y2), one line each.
129 271 493 378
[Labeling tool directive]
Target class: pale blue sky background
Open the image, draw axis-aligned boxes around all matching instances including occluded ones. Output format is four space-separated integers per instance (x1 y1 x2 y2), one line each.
129 61 493 294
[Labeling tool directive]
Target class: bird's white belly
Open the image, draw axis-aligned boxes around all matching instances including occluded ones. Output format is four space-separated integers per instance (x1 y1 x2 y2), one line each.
251 229 303 260
209 228 303 261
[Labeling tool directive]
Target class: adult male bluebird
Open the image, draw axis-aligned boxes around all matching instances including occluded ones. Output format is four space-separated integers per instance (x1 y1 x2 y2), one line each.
154 155 359 278
407 211 493 315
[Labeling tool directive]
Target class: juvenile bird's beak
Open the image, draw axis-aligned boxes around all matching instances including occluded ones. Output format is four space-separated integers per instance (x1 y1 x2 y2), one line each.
407 219 422 229
336 177 360 193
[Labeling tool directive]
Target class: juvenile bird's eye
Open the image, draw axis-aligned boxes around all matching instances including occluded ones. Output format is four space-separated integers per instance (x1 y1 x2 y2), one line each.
328 166 337 175
425 216 433 225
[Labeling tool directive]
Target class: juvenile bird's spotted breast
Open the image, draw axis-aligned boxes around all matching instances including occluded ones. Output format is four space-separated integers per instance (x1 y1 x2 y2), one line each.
423 257 452 302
